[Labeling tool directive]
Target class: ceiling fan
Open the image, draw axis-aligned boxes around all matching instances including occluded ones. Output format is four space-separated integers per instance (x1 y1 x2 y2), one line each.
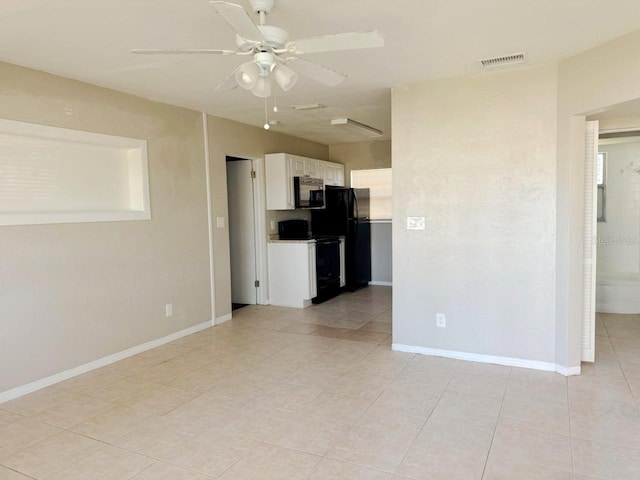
131 0 384 98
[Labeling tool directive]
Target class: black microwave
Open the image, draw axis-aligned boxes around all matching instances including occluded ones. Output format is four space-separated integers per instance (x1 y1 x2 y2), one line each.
294 176 324 208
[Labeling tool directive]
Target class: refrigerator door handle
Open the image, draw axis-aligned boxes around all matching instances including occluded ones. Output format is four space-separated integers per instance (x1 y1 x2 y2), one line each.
353 190 359 219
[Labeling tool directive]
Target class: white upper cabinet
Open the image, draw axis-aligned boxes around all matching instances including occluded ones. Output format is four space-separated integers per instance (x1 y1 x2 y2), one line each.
305 159 320 178
290 156 306 177
265 153 295 210
322 161 345 187
265 153 345 210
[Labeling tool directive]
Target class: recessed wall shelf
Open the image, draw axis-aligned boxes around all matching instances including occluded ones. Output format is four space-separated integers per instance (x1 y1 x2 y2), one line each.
0 119 150 226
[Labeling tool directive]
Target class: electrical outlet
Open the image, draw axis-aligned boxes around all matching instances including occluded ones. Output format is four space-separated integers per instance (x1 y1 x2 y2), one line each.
216 216 225 228
270 220 276 231
165 303 173 317
436 313 446 328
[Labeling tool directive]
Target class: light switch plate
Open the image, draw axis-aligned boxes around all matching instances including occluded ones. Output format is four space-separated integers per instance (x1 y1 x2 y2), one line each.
407 216 426 230
216 216 225 228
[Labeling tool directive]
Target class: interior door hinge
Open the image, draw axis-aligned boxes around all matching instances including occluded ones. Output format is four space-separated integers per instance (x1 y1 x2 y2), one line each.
250 170 256 179
254 280 260 287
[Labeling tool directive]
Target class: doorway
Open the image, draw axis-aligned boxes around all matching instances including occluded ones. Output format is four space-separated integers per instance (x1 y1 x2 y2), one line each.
584 105 640 377
226 156 258 310
593 130 640 369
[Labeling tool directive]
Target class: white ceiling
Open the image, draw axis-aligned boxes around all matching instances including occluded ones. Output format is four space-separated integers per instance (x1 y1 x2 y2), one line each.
3 0 640 145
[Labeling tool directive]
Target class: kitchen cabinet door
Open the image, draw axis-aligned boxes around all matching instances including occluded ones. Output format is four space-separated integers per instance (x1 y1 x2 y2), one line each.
304 159 320 178
268 241 317 308
291 156 306 176
265 153 295 210
321 161 345 186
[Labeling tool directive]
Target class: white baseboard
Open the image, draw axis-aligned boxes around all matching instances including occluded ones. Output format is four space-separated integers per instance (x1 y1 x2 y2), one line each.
392 343 581 376
596 302 640 314
369 281 392 287
0 320 213 404
555 364 581 376
215 313 232 325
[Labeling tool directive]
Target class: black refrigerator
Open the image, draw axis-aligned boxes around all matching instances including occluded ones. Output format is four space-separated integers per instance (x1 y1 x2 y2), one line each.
312 186 372 291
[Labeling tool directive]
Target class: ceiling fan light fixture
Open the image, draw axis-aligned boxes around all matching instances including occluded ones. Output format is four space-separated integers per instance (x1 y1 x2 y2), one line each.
252 76 272 97
235 61 260 89
272 64 298 92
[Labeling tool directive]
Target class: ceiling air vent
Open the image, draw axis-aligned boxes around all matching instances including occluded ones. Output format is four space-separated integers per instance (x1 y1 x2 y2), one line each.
479 52 527 69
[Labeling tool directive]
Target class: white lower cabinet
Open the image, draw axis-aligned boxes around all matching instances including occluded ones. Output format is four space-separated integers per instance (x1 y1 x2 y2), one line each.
268 241 316 308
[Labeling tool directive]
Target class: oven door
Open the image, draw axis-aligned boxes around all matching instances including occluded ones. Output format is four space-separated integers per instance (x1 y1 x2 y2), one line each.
312 239 341 304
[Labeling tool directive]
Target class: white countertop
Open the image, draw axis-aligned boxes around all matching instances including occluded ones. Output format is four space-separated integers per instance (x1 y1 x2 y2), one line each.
268 238 316 244
268 235 345 244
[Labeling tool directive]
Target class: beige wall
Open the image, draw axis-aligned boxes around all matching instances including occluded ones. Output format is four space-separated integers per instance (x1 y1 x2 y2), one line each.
205 116 328 319
392 65 559 363
329 140 391 186
391 29 640 371
0 62 211 393
0 61 330 394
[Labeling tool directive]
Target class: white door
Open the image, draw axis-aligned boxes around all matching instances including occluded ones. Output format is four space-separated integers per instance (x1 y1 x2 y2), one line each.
227 158 257 305
582 121 599 362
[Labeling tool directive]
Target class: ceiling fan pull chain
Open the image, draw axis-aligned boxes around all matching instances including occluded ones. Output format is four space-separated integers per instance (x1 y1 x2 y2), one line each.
273 95 279 113
263 97 270 130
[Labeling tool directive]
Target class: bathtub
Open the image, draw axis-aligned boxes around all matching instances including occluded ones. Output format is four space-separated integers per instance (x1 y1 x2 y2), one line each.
596 272 640 314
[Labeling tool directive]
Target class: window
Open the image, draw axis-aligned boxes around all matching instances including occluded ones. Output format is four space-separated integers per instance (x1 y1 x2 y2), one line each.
351 168 392 221
597 152 606 222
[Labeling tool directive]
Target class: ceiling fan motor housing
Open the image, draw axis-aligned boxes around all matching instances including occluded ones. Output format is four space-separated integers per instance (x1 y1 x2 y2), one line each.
235 25 289 51
249 0 275 14
254 51 276 74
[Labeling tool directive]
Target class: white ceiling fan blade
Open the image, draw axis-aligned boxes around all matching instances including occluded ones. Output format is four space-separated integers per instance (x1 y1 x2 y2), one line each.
130 49 239 55
215 66 241 92
289 31 384 54
286 57 347 87
210 1 265 43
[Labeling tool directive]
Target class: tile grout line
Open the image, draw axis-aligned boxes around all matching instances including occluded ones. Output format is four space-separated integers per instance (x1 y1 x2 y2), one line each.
391 356 458 476
0 464 38 480
479 366 511 479
607 330 640 414
566 370 576 477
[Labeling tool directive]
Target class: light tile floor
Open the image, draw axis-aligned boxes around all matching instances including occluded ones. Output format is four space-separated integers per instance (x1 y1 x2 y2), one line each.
1 287 639 479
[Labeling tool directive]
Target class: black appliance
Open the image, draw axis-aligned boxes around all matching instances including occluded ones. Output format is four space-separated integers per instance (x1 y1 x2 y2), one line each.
278 219 309 240
294 176 324 208
312 237 341 304
311 186 372 291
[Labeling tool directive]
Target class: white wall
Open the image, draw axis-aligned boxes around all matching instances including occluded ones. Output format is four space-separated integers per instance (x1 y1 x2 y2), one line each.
392 65 559 363
596 141 640 274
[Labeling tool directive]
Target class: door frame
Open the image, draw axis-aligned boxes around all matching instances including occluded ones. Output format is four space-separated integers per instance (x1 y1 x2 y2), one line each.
225 154 269 306
582 120 598 363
